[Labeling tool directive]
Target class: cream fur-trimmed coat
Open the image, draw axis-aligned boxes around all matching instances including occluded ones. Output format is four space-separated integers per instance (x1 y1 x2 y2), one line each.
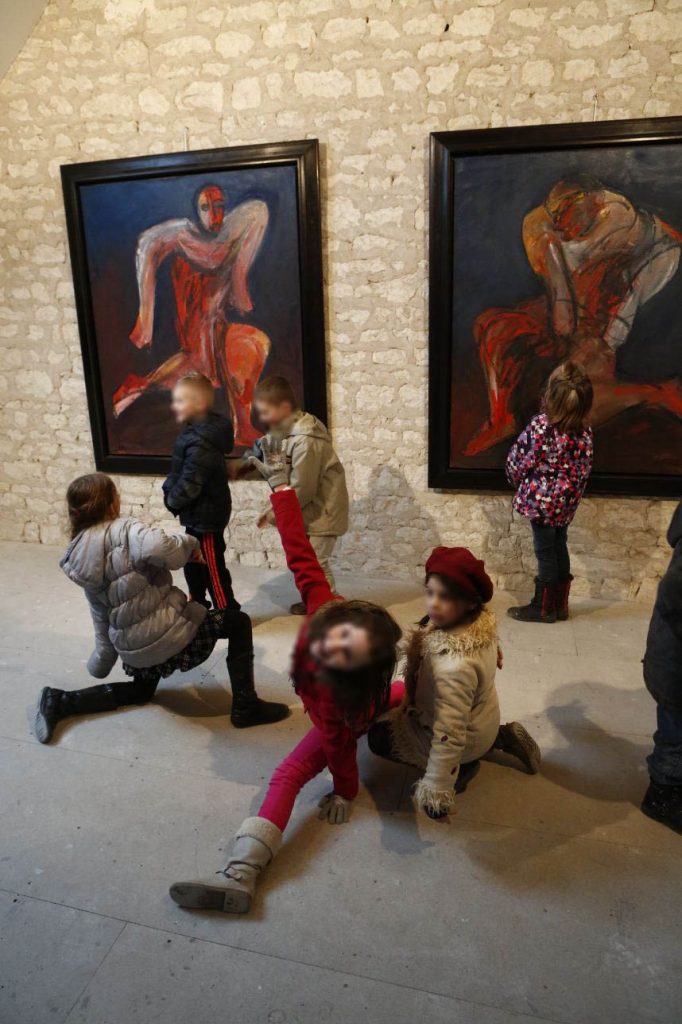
385 608 500 815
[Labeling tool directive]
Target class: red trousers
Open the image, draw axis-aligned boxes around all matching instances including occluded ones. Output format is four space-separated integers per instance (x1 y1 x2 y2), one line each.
258 681 405 831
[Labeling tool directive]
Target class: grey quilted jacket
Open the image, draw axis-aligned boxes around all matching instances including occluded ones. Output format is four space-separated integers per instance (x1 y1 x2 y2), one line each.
60 516 207 676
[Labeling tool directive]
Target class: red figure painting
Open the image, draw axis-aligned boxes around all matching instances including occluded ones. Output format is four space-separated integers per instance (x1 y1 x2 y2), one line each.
62 144 325 472
469 176 682 456
438 137 682 491
113 184 270 447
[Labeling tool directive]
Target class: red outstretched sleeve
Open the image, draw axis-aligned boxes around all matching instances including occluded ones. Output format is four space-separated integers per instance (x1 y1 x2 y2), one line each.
270 489 335 615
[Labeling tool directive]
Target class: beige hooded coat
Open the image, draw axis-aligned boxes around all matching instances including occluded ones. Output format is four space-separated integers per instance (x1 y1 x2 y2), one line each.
262 411 349 537
385 608 500 814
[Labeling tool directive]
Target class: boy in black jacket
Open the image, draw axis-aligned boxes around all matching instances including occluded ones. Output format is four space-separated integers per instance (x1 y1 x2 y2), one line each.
163 372 239 611
642 500 682 834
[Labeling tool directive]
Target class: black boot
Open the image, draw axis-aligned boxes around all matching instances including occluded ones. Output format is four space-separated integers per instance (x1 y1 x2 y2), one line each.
507 578 556 624
454 759 480 794
493 722 541 773
555 576 573 621
641 781 682 834
228 654 290 728
34 687 69 744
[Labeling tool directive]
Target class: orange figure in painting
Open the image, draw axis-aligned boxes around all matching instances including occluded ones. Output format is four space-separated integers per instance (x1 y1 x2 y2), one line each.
113 184 270 447
467 176 682 455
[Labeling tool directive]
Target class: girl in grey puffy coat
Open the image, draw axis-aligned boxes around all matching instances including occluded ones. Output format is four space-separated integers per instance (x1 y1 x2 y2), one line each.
34 473 288 743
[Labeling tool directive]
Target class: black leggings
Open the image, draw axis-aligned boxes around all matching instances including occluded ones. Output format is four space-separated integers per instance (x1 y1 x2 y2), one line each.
62 608 253 715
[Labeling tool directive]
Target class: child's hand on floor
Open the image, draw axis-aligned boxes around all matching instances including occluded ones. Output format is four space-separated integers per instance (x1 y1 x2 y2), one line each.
256 513 269 529
317 792 352 824
423 805 448 821
497 646 504 670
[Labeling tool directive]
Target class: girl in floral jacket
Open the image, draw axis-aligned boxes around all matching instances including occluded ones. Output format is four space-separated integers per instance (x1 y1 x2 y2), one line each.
506 362 593 623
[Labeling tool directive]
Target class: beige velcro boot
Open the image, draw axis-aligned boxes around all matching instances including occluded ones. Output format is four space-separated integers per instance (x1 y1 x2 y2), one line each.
169 816 283 914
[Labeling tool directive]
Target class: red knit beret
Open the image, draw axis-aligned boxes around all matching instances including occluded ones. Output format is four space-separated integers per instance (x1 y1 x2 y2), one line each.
425 546 493 604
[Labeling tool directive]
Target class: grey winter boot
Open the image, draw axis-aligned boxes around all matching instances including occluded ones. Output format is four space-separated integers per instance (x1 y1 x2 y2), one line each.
169 817 282 914
493 722 541 774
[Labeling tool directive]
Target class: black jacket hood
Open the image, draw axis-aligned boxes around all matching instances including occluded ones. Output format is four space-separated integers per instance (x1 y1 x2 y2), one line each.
189 413 234 455
667 501 682 549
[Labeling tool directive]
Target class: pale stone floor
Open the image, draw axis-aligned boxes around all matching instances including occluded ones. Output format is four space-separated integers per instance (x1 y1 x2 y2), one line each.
0 541 679 1024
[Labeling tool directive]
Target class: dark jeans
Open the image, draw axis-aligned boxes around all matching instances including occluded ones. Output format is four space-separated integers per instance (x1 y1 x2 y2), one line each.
184 529 239 610
648 704 682 787
531 522 570 583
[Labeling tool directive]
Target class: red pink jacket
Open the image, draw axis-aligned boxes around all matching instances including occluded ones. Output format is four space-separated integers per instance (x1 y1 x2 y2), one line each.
506 413 593 527
270 488 360 800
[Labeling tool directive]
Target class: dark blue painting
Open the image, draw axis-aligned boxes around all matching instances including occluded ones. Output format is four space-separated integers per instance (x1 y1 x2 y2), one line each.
62 142 325 471
449 141 682 480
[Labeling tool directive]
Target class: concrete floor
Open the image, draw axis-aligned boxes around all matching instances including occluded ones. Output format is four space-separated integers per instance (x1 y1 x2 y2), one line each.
0 541 679 1024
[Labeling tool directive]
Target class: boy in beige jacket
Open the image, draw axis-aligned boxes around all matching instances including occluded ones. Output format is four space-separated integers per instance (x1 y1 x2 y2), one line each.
251 376 349 612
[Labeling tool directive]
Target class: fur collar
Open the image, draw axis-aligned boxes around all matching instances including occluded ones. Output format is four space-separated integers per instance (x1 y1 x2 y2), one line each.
420 607 497 658
403 608 497 704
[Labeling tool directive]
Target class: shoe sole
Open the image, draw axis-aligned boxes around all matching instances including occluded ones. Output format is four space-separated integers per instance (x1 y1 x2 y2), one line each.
507 608 557 623
231 709 291 729
169 882 251 914
506 722 542 774
34 688 51 744
641 803 682 835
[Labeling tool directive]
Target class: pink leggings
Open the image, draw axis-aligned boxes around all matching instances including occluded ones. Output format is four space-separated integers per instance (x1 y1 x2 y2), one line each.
258 681 405 832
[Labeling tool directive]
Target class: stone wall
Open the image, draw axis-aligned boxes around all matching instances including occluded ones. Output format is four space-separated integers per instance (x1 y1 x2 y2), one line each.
0 0 679 600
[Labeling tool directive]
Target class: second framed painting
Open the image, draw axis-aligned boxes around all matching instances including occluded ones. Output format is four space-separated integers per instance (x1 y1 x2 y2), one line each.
62 139 325 474
429 117 682 496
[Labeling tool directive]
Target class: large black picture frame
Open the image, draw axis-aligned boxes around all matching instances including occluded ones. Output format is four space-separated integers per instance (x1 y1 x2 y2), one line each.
61 139 326 475
429 118 682 497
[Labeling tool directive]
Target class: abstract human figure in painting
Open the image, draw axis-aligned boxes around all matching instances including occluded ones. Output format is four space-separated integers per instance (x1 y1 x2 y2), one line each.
113 185 271 447
467 176 682 455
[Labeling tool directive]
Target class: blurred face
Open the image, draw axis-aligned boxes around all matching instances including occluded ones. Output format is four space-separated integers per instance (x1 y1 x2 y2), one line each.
425 575 477 630
171 384 209 424
255 397 295 430
310 621 371 671
197 185 225 233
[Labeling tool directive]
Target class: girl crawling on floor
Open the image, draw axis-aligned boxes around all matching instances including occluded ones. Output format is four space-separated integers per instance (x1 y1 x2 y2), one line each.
368 546 541 819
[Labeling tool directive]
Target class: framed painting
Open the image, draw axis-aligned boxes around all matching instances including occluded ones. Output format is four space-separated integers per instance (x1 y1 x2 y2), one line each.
429 118 682 496
61 139 325 474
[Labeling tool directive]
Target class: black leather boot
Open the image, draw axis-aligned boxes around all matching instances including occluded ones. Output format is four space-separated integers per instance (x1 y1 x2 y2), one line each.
228 654 290 728
555 576 573 621
454 760 480 794
34 687 68 744
641 781 682 834
507 578 557 623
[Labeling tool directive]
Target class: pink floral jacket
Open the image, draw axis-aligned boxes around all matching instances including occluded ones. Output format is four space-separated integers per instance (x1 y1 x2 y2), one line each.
506 413 593 527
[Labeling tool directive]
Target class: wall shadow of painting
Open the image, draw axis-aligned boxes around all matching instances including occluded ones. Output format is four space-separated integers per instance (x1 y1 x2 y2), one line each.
451 144 682 477
80 164 304 457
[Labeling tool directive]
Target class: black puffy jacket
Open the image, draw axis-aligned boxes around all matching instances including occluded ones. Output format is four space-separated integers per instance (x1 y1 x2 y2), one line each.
644 502 682 711
163 413 234 532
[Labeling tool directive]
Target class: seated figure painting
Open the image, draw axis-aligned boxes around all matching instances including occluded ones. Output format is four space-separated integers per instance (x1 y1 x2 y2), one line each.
430 122 682 494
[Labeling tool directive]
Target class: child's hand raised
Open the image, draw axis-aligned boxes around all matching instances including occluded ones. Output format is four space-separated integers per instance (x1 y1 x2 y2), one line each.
247 436 290 490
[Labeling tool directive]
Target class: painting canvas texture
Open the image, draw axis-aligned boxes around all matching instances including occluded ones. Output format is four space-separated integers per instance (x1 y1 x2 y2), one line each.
449 142 682 485
74 159 307 461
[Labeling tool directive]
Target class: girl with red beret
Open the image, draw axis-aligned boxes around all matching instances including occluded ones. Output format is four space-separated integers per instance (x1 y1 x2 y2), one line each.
368 546 541 819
